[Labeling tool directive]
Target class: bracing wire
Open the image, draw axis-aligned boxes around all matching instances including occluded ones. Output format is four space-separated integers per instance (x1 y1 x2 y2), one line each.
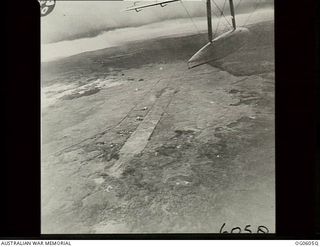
210 0 223 17
213 0 228 38
243 0 261 26
179 0 201 34
211 0 232 28
235 0 243 11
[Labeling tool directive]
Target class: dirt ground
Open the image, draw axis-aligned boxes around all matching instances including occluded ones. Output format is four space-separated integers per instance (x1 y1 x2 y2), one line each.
41 21 275 233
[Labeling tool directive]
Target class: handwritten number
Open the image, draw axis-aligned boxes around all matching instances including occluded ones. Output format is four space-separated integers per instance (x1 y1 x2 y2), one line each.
219 223 228 234
219 223 269 234
46 0 55 6
244 225 252 233
231 227 241 233
257 225 269 233
41 6 49 14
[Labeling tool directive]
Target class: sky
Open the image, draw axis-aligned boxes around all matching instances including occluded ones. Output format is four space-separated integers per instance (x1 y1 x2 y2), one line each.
41 0 273 44
41 0 274 61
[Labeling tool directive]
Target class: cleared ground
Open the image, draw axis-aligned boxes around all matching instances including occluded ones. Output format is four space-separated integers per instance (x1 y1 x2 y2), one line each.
41 21 274 233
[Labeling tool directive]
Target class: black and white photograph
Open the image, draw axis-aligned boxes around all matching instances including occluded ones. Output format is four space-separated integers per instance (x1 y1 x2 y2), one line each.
40 0 275 234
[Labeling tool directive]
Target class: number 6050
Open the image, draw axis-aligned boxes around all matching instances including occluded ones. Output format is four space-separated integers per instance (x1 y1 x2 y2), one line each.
219 223 269 233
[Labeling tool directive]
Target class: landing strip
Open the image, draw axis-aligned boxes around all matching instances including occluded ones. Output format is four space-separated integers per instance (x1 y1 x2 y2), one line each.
41 21 275 233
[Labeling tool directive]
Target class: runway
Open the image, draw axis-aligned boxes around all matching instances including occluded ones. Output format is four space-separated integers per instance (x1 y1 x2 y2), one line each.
41 21 275 233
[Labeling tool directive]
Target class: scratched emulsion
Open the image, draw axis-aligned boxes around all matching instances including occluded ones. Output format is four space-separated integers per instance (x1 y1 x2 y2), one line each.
41 21 274 233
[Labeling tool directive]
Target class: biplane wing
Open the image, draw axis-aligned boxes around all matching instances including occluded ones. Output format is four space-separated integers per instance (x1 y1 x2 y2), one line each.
125 0 180 12
125 0 252 68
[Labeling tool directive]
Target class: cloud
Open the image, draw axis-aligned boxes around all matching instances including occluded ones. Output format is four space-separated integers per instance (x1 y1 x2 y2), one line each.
41 0 273 44
41 8 274 62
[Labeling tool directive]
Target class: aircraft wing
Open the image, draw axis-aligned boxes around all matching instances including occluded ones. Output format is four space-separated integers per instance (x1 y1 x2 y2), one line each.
125 0 180 12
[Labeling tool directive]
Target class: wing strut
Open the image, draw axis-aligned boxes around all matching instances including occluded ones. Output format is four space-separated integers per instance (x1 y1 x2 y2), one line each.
206 0 213 42
229 0 236 29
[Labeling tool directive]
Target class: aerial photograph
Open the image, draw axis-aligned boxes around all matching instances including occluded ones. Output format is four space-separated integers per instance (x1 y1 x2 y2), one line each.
41 0 275 233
